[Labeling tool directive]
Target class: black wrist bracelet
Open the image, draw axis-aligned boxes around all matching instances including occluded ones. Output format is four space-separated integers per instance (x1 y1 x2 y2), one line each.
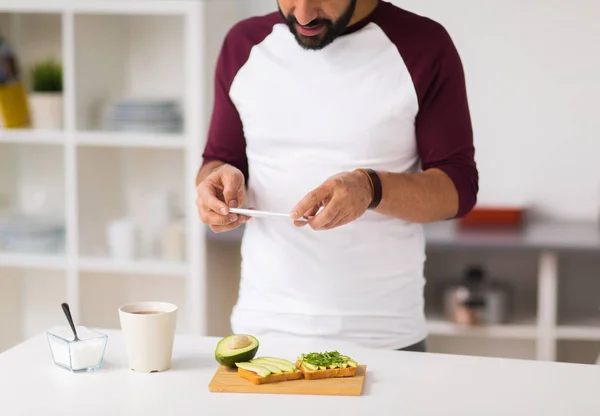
356 168 382 209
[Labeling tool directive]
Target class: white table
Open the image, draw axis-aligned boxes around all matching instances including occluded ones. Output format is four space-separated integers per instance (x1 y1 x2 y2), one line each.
1 329 600 416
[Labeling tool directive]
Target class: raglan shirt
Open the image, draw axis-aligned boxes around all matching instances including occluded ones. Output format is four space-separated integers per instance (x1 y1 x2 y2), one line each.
203 1 478 349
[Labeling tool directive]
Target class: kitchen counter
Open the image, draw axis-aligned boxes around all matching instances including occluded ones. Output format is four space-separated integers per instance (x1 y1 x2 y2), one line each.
1 329 600 415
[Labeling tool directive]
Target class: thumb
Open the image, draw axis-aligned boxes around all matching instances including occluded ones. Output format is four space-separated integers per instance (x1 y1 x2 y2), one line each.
222 171 244 207
291 185 330 220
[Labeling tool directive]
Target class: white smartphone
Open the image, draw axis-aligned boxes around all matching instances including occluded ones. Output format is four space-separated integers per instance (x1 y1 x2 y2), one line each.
228 208 309 221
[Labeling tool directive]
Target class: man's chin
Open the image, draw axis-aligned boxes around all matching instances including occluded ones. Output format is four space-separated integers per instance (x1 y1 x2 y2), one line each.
293 31 332 51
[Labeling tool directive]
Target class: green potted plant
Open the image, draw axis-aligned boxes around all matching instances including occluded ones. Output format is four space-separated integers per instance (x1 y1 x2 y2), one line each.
28 58 63 129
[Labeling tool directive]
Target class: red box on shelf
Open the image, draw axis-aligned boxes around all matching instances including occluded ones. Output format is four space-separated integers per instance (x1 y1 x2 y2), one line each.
458 207 525 228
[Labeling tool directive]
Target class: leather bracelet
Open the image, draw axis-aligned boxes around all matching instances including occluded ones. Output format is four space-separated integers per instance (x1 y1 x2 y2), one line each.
355 168 382 210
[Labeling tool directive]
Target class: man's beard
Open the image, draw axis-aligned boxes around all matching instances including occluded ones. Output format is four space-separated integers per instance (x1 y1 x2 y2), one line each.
279 0 357 51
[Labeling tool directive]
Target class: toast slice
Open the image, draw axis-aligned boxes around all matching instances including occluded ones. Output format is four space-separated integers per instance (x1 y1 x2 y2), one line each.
295 360 356 380
295 351 359 380
237 367 304 385
296 360 356 380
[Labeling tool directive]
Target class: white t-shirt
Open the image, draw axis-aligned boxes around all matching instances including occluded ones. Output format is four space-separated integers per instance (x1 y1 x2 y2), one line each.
202 1 478 349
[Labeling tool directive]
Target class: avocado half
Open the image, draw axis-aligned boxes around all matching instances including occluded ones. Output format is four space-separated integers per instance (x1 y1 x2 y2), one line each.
214 334 259 367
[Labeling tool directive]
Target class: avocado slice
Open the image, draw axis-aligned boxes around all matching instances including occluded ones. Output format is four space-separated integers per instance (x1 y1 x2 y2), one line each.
251 357 297 372
235 362 271 377
248 361 283 374
301 361 319 371
214 334 259 367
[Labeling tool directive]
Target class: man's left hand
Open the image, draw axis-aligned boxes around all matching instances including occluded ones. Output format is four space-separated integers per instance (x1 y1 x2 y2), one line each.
290 170 373 230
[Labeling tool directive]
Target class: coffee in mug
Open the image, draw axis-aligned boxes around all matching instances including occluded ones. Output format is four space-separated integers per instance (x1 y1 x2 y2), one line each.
118 301 178 373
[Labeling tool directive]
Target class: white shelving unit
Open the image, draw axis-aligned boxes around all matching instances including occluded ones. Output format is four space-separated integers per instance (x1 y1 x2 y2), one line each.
0 251 67 270
75 132 187 149
0 0 243 350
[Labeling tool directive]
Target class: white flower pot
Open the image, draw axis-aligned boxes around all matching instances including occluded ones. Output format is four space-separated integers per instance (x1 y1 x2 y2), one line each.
28 92 63 130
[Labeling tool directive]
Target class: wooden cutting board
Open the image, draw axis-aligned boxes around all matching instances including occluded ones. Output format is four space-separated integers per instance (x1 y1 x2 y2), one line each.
208 365 367 396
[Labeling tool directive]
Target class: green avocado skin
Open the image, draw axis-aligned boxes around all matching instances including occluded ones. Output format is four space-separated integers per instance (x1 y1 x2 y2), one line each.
214 335 259 367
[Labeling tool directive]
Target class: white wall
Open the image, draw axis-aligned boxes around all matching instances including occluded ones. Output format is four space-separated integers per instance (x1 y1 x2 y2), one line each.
242 0 277 16
243 0 600 222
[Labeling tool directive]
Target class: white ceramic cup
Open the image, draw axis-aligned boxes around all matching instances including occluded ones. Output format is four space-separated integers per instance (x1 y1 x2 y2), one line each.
118 301 178 373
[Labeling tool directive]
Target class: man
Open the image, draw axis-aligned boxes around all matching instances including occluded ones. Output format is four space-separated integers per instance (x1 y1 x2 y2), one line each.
196 0 478 352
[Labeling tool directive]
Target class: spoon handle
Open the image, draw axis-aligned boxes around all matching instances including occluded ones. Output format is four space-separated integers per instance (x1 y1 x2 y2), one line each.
61 303 78 340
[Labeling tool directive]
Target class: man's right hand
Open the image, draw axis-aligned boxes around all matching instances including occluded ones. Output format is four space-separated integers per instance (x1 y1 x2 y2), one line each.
196 164 249 233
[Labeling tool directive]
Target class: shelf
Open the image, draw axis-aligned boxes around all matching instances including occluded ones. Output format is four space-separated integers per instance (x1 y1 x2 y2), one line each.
0 252 66 270
0 129 65 145
0 254 187 275
0 254 190 275
78 257 187 276
75 132 186 149
427 317 538 339
557 316 600 340
424 220 600 253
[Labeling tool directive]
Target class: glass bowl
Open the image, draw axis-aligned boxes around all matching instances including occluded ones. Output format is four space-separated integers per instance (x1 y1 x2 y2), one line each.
46 326 108 372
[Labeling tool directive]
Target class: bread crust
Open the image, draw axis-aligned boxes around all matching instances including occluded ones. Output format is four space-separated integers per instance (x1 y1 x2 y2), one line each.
237 368 304 385
295 360 357 380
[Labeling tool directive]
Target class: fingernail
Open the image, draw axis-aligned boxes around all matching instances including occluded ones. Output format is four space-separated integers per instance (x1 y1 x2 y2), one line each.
238 217 245 224
230 200 238 208
220 207 227 215
290 211 298 219
229 214 238 221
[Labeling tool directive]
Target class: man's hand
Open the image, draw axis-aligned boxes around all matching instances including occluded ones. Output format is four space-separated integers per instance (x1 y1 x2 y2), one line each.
290 170 373 231
196 164 249 233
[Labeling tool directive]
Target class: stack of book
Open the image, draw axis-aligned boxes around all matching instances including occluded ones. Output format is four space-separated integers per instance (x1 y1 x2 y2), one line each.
102 98 183 134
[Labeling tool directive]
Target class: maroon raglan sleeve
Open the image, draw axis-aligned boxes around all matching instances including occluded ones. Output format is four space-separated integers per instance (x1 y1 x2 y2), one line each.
202 28 249 180
201 14 282 183
414 27 479 218
376 6 479 218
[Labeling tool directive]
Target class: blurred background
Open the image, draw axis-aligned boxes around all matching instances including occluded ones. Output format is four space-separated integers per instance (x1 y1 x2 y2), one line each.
0 0 599 365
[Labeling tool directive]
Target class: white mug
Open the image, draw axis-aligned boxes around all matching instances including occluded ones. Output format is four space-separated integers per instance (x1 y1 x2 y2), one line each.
118 301 178 373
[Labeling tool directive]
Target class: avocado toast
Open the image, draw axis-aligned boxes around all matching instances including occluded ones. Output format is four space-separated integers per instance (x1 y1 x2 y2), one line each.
213 335 361 386
236 357 304 385
296 351 358 380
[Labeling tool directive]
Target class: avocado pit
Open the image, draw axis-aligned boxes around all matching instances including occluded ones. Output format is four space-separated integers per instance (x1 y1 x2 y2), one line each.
229 335 251 350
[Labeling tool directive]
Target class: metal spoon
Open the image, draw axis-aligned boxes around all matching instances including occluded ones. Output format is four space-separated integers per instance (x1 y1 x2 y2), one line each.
61 302 79 342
